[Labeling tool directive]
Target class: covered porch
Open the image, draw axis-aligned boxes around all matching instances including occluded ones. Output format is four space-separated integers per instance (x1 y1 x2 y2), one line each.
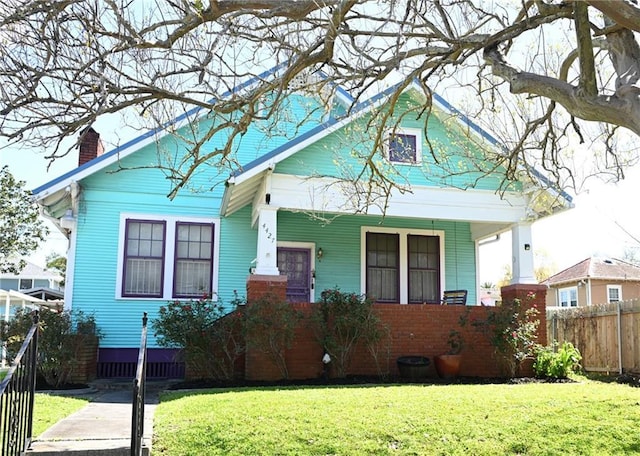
224 170 549 306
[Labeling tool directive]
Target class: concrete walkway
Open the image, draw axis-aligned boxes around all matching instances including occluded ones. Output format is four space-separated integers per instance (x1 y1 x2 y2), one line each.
26 382 162 456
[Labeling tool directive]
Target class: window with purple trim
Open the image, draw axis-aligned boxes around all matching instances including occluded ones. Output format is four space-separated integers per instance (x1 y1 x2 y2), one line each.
123 220 166 298
120 218 216 299
173 222 214 298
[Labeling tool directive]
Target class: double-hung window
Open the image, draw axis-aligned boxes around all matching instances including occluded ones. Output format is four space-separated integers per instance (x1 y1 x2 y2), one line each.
123 220 166 298
366 232 400 302
387 128 422 164
119 216 218 299
174 223 214 298
363 227 443 304
607 285 622 303
559 287 578 307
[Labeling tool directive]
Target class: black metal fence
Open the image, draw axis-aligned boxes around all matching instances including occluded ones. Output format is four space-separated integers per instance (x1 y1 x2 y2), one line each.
131 312 148 456
0 311 39 456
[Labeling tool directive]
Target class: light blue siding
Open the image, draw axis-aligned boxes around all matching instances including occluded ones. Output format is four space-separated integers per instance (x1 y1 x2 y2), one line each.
68 90 497 348
72 185 260 347
0 279 19 290
275 92 512 192
278 212 476 304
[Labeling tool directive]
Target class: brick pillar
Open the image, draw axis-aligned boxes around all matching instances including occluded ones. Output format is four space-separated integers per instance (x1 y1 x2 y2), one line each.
68 335 99 384
245 274 287 381
501 283 548 376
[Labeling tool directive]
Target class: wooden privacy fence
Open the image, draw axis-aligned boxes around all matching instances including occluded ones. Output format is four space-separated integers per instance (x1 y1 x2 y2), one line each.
547 299 640 374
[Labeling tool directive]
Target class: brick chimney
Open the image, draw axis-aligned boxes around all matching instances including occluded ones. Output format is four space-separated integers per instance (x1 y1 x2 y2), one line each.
78 127 104 166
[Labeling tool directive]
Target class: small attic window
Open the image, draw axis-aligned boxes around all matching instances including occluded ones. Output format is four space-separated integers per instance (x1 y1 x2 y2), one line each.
387 128 422 164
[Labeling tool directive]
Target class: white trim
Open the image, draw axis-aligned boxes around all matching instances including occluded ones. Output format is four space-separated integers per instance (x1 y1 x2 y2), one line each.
510 222 535 285
385 127 423 165
606 284 622 303
63 227 77 312
115 213 220 300
360 226 445 305
277 241 317 303
270 174 529 223
558 286 578 307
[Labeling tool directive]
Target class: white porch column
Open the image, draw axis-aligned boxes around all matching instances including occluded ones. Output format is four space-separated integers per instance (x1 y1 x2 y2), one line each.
254 205 280 275
511 222 536 284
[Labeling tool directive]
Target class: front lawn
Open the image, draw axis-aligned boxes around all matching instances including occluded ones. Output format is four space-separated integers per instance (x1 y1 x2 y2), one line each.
153 379 640 455
33 394 88 436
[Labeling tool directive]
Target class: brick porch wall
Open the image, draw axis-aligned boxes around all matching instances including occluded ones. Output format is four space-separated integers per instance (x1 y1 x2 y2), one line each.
245 276 548 381
245 275 289 381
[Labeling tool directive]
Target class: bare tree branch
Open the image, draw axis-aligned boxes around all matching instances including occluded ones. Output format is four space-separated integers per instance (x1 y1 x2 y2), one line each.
1 0 640 204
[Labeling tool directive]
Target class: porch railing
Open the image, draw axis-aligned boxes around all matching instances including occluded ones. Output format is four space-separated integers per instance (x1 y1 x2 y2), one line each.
0 311 39 456
131 312 148 456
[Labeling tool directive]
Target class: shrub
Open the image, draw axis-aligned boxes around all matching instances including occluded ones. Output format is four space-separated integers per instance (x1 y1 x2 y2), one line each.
2 307 101 388
243 293 302 379
311 288 382 378
534 342 582 379
472 292 540 377
152 294 244 380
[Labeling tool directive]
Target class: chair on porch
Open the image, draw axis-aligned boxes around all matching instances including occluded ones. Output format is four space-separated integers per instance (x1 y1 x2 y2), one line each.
442 290 468 305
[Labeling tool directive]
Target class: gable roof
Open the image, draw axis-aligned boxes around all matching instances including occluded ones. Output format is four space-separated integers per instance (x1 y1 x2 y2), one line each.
32 63 291 198
221 80 573 215
544 257 640 286
32 66 573 218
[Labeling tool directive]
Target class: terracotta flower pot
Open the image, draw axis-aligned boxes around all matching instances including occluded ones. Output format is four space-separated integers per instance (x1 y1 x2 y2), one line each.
434 354 462 379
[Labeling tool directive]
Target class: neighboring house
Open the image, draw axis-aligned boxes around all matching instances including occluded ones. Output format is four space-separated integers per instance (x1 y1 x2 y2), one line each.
544 257 640 307
0 260 64 320
32 69 572 379
0 260 63 293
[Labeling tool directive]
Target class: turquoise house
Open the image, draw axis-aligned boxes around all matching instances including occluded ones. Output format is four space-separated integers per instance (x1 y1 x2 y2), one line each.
33 68 572 378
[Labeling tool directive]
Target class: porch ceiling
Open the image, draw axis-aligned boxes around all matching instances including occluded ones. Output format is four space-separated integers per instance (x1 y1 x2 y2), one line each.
221 172 265 216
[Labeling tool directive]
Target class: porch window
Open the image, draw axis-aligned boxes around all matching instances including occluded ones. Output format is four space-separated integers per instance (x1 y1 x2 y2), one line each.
365 229 442 304
559 286 577 307
366 233 399 303
387 128 422 164
173 223 214 298
408 235 440 303
118 215 219 300
607 285 622 303
123 220 166 298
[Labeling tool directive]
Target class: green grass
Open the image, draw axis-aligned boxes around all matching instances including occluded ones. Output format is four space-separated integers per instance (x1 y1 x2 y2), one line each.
32 394 88 436
153 378 640 455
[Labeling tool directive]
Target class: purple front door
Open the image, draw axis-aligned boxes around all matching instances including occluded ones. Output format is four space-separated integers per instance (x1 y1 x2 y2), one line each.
277 247 312 302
